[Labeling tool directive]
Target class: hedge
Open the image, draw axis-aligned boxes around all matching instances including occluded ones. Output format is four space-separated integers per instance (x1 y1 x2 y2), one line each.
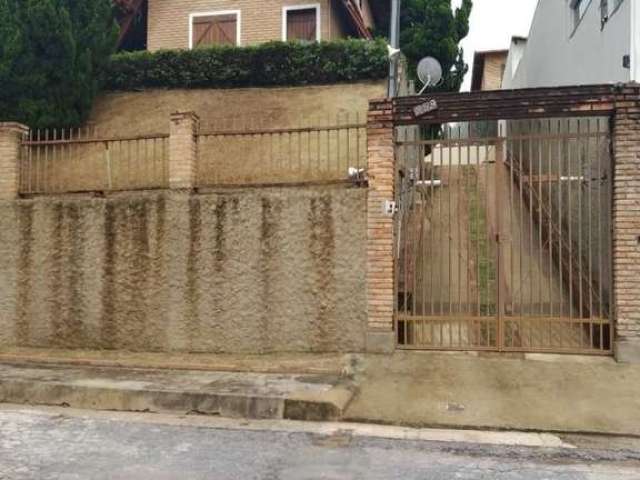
104 39 389 91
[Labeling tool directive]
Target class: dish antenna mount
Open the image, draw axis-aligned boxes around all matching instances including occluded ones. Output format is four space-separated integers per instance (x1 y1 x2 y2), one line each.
417 57 443 94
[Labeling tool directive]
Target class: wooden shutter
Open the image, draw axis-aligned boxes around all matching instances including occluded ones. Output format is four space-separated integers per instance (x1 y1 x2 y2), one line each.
192 14 237 47
286 8 317 42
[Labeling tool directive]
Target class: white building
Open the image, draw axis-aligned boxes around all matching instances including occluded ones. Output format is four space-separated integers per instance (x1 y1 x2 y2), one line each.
503 0 640 89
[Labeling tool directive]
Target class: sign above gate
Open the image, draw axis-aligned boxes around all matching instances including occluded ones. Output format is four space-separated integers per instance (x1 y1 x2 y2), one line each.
413 99 439 118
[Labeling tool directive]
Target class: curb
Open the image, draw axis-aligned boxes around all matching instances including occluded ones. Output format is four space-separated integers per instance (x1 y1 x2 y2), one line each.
0 363 357 422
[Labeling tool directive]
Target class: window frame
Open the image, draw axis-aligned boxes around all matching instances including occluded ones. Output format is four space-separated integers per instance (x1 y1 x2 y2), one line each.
282 4 321 42
188 10 242 49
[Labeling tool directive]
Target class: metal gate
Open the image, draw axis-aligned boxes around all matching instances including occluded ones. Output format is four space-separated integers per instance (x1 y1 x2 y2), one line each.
395 118 613 354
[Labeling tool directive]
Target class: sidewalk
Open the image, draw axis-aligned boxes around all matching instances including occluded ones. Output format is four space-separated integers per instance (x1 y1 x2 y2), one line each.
0 349 356 422
1 347 640 436
345 351 640 436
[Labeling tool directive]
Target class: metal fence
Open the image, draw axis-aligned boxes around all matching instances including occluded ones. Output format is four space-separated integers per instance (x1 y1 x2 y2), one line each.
197 114 367 187
395 117 613 355
19 128 170 195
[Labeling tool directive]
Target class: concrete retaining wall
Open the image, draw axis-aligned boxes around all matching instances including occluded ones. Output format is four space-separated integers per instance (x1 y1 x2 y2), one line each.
0 186 367 353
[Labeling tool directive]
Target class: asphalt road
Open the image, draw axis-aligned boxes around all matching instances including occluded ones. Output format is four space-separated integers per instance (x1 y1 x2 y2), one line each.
0 406 639 480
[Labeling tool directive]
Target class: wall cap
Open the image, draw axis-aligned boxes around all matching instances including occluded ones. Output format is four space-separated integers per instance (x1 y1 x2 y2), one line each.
0 122 29 135
170 111 200 123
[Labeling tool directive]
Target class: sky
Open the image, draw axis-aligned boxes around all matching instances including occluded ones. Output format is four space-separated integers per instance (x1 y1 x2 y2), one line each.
452 0 539 90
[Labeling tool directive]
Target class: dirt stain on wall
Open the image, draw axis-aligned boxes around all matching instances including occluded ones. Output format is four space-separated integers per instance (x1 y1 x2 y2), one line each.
101 203 118 348
50 203 87 348
16 203 34 345
66 203 86 347
186 197 202 348
49 203 65 345
260 196 283 350
308 195 337 350
150 195 168 350
127 199 151 349
210 197 228 325
214 198 227 268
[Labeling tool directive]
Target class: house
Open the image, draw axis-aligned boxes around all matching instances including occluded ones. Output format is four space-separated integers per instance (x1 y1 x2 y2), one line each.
470 49 508 91
503 0 639 88
500 36 528 90
115 0 388 51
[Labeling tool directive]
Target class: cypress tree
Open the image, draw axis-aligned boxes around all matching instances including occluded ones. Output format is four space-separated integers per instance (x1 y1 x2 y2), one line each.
400 0 473 91
0 0 118 128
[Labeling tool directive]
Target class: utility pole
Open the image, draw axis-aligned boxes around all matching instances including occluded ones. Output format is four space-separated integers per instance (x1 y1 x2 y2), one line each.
388 0 401 97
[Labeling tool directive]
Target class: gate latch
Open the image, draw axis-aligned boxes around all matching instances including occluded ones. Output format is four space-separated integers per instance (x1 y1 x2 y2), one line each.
383 200 398 216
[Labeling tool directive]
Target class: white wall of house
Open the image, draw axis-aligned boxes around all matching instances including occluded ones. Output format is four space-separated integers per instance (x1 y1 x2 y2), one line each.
632 0 640 81
507 0 633 89
501 37 528 90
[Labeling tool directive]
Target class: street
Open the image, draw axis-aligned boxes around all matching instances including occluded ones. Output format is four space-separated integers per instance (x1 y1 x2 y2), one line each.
0 406 639 480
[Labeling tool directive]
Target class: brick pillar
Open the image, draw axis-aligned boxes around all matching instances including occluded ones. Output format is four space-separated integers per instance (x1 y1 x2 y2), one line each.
0 122 29 200
169 111 199 189
612 86 640 363
366 99 396 353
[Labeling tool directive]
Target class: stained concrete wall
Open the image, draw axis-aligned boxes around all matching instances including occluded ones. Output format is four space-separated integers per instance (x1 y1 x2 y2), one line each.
0 186 367 353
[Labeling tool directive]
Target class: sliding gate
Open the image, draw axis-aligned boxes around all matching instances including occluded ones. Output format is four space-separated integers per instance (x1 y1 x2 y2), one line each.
395 118 613 354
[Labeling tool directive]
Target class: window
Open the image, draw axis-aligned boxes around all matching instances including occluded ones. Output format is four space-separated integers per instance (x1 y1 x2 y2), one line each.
189 11 240 48
283 5 320 42
610 0 624 12
571 0 590 27
601 0 624 23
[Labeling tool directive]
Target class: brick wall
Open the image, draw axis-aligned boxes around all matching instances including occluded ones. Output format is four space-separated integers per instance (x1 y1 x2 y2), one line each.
169 112 200 189
365 98 395 352
612 85 640 362
481 52 507 91
372 84 640 361
148 0 347 50
0 123 29 200
90 83 386 138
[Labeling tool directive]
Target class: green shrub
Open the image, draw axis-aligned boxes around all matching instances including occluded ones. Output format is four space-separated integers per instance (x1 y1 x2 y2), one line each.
104 39 389 91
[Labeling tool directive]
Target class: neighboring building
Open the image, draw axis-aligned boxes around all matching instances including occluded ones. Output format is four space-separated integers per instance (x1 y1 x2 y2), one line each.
116 0 387 51
501 37 528 90
470 49 508 91
503 0 639 88
467 49 508 136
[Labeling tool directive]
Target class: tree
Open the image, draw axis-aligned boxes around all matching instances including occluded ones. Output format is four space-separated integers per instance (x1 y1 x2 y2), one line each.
0 0 118 128
399 0 473 92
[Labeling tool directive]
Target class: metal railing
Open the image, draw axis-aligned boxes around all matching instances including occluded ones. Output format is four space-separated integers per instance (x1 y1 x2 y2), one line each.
19 128 170 195
196 115 367 187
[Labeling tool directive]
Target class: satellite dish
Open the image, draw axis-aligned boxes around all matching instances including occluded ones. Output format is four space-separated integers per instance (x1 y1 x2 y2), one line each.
387 44 401 58
417 57 443 94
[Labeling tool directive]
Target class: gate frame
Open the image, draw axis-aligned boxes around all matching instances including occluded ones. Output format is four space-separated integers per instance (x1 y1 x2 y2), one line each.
365 83 640 363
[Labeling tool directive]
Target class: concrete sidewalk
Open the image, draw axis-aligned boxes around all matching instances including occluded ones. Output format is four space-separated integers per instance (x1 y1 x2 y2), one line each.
1 348 640 435
345 351 640 436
